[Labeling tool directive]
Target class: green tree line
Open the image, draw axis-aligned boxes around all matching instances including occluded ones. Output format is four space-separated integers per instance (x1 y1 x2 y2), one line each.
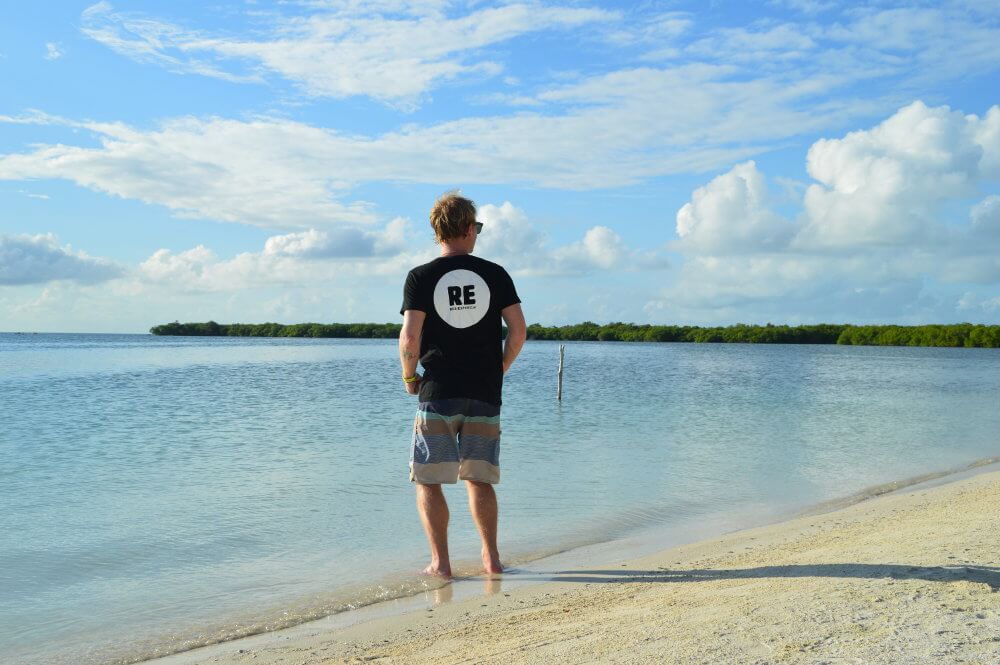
150 321 402 338
150 321 1000 348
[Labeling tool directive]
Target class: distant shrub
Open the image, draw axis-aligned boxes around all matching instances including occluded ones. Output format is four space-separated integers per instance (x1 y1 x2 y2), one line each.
150 321 1000 348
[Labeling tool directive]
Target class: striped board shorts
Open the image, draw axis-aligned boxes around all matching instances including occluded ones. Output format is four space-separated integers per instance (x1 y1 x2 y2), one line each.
410 398 501 485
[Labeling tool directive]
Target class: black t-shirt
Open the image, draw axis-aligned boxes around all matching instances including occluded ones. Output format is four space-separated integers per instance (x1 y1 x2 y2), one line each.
400 254 520 405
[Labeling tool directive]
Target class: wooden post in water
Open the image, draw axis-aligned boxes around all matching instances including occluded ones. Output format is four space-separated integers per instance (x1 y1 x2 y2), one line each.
557 344 565 401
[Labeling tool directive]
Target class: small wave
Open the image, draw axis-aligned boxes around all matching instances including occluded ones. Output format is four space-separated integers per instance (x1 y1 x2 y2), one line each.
795 455 1000 518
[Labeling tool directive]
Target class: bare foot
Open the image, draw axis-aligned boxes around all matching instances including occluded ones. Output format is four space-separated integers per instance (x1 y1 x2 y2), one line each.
421 563 452 579
482 548 503 575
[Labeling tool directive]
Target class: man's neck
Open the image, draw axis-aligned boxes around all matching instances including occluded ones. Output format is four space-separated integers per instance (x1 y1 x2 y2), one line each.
439 244 471 257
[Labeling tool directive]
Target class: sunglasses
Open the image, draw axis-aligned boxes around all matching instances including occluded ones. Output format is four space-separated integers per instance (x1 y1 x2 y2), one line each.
473 222 483 235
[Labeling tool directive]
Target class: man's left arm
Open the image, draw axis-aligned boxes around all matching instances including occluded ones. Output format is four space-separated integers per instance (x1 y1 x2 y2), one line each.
399 309 425 395
501 303 526 374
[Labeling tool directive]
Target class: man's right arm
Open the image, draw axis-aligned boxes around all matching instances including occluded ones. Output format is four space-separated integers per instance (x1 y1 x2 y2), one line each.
501 303 526 374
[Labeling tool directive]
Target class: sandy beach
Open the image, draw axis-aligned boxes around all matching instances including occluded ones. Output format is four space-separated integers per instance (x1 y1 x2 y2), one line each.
154 470 1000 664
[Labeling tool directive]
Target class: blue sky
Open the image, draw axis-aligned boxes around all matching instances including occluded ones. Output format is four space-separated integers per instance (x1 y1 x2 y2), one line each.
1 0 999 332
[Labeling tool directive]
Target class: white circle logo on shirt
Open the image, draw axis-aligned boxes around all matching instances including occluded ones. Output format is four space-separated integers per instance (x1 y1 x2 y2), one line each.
433 269 491 329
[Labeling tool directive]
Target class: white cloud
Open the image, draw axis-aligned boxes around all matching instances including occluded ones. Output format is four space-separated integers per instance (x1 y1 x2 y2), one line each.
0 110 67 126
79 2 261 84
655 102 1000 320
44 42 63 60
474 202 546 261
675 161 794 254
0 233 121 285
80 2 613 107
477 201 665 276
77 1 1000 115
127 201 663 294
670 6 1000 117
820 6 1000 92
607 11 691 52
687 23 817 63
132 240 410 292
262 217 413 257
5 45 880 199
138 245 222 288
796 101 1000 250
0 115 377 229
11 1 1000 221
975 107 1000 178
551 226 628 271
134 230 421 293
0 90 810 226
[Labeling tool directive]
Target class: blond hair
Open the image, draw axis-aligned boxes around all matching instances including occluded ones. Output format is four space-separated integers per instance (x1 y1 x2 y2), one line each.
429 191 477 243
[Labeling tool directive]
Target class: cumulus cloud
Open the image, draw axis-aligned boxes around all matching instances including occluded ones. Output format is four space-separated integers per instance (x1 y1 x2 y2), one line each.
477 202 665 276
133 242 391 292
474 202 546 259
262 218 412 257
80 1 613 107
138 245 222 288
656 102 1000 320
551 226 629 271
130 201 663 293
0 233 121 285
675 161 794 254
671 102 1000 258
796 102 1000 250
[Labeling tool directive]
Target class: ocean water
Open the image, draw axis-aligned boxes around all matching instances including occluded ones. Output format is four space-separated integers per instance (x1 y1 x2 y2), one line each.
2 333 998 664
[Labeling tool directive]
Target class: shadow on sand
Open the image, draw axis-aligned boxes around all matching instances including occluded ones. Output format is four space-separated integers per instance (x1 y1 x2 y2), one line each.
521 564 1000 591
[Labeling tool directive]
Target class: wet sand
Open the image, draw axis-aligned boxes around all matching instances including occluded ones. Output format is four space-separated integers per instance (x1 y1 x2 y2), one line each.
152 470 1000 664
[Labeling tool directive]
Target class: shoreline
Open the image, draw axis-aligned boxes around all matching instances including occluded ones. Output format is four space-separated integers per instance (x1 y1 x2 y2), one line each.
147 458 1000 664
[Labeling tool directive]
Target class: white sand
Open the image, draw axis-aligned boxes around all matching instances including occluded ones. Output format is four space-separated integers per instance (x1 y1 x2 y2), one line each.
151 470 1000 664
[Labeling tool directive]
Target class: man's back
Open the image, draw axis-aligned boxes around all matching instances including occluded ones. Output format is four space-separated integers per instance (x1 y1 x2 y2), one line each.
401 254 519 406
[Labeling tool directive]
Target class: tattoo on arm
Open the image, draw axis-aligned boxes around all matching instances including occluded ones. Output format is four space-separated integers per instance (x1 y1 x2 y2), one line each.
402 349 416 361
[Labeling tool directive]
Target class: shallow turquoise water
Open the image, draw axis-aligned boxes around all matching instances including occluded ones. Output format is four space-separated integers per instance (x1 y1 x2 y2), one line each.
2 334 998 664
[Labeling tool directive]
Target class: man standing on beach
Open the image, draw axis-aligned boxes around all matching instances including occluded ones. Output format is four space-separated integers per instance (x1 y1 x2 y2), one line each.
399 192 526 578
